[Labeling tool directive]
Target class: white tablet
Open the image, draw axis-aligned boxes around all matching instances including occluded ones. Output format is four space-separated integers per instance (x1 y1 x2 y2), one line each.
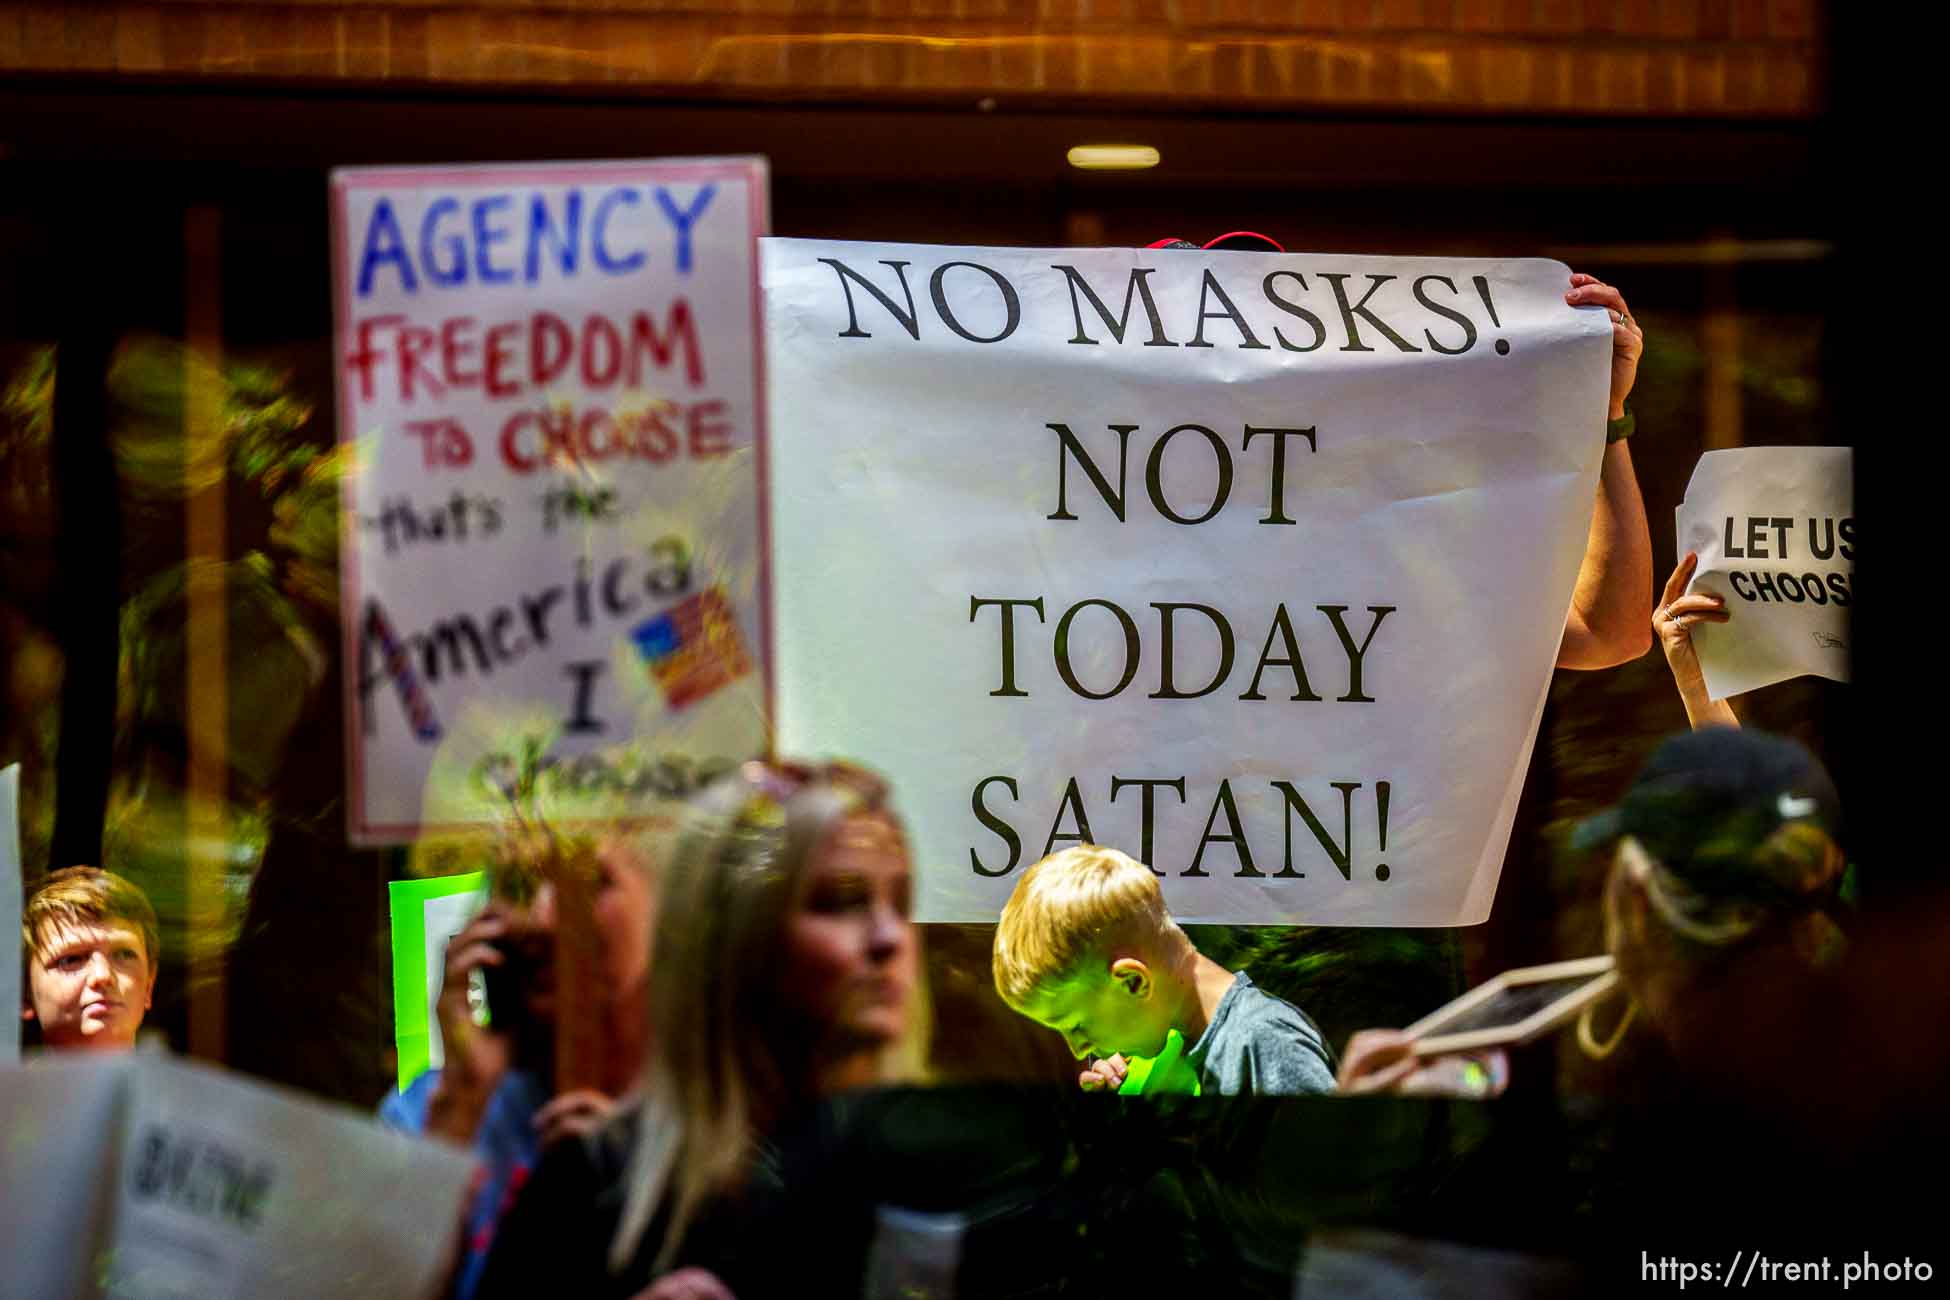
1404 955 1618 1056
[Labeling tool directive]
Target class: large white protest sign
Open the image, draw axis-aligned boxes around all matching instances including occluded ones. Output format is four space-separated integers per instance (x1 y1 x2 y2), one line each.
332 159 772 843
1676 446 1852 700
0 1051 476 1299
3 763 19 1064
766 241 1611 925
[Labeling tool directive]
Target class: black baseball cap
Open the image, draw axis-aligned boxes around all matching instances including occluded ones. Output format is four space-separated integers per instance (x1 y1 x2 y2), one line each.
1572 729 1844 900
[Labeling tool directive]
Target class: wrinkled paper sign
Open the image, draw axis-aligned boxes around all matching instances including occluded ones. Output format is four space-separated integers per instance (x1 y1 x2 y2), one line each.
1677 446 1852 700
765 241 1611 924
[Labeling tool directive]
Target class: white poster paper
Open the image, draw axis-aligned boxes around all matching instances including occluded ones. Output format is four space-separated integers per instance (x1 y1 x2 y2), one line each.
765 241 1611 925
0 1056 125 1298
3 763 20 1065
1676 446 1853 700
0 1052 477 1299
331 159 773 844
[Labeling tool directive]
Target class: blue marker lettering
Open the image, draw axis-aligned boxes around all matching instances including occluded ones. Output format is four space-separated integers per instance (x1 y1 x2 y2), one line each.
355 198 417 297
654 184 716 275
472 195 515 285
420 196 467 288
526 190 583 284
592 188 645 274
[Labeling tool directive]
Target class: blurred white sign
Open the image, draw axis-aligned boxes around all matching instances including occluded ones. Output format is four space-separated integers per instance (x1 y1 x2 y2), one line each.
0 1051 476 1299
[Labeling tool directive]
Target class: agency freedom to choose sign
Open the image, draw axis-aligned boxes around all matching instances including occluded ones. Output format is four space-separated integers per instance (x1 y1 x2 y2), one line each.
766 240 1612 925
331 158 771 842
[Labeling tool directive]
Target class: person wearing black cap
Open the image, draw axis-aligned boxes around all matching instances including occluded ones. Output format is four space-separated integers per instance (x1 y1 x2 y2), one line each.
1148 232 1653 672
1573 727 1850 1068
1339 729 1941 1263
1338 730 1849 1241
1338 727 1850 1097
1563 727 1911 1257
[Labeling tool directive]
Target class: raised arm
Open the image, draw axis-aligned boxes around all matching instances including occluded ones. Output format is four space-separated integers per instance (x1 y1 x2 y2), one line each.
1556 274 1654 670
1655 552 1740 730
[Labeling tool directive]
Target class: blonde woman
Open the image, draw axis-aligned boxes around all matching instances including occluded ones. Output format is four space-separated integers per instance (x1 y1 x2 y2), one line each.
477 759 926 1300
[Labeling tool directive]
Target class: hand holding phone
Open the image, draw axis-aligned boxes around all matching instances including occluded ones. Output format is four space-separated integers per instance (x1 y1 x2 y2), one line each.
1336 956 1616 1099
1404 955 1617 1056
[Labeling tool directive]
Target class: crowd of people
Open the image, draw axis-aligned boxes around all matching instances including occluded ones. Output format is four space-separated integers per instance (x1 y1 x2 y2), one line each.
12 262 1918 1296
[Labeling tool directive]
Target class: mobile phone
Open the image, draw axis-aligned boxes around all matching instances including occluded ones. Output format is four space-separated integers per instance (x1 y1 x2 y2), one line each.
479 938 542 1034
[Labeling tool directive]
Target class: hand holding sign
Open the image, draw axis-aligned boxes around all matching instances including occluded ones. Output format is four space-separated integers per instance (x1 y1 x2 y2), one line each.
1564 273 1643 419
1675 446 1852 700
1654 552 1737 730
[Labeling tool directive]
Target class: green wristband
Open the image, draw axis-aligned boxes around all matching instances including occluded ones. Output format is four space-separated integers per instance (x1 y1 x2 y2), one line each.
1606 406 1636 444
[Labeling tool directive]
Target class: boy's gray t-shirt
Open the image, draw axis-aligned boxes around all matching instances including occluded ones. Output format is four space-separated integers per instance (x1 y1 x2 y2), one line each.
1186 971 1337 1096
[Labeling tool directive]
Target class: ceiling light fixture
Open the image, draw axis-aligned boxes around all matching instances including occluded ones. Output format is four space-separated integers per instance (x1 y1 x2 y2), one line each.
1066 144 1161 171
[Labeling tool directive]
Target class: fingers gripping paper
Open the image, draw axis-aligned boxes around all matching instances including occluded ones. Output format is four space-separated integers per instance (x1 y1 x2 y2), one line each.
764 242 1611 925
1676 446 1853 700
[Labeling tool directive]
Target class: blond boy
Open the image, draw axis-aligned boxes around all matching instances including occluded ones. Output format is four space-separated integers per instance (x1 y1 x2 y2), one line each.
993 845 1334 1096
20 866 160 1052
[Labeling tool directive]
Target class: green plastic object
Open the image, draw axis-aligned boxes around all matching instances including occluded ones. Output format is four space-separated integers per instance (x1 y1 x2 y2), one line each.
1117 1027 1202 1097
387 873 488 1093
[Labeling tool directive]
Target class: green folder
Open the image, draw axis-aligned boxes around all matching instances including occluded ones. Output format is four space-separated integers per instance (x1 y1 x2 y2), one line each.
387 873 488 1093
